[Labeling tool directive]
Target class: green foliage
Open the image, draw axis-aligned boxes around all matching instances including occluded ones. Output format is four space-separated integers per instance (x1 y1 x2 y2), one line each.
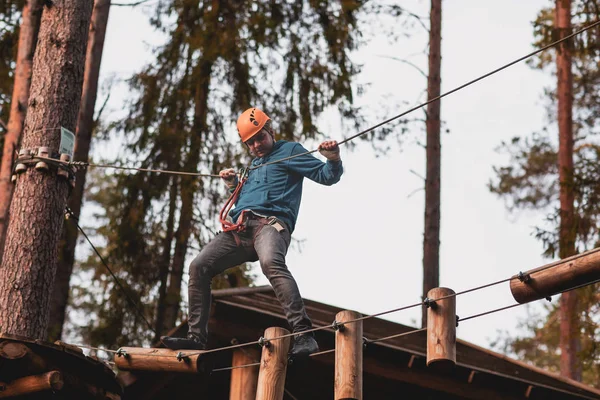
489 0 600 385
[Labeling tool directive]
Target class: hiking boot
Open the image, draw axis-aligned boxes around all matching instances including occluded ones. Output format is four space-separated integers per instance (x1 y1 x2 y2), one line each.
160 335 206 351
288 333 319 359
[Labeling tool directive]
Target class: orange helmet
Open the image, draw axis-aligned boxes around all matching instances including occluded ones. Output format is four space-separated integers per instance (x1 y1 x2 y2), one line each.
237 107 270 142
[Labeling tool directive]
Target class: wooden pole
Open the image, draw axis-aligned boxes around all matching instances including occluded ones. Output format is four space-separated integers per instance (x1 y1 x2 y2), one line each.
334 310 363 400
230 347 259 400
510 247 600 304
255 327 290 400
113 347 205 374
426 287 456 368
0 370 63 398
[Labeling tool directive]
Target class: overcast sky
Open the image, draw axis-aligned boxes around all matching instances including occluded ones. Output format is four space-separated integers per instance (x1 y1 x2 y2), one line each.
98 0 556 350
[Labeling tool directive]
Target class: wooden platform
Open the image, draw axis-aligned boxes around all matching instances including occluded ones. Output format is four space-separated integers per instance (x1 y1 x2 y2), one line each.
0 334 122 399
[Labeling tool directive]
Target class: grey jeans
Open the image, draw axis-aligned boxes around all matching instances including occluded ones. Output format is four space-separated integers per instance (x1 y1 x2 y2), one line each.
187 217 312 345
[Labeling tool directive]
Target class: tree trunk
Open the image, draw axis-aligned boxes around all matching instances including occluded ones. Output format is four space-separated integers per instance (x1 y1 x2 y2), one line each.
0 0 93 339
47 0 111 342
0 0 44 265
154 176 177 342
163 61 213 330
422 0 442 328
555 0 581 381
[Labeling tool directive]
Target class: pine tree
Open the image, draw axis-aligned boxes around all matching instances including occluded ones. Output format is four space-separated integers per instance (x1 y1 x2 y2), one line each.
0 0 42 260
422 0 442 328
0 0 93 339
48 0 112 342
489 0 600 385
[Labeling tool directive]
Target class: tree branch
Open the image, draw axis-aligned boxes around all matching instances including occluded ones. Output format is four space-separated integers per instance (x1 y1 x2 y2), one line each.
377 55 428 78
0 119 7 132
409 169 425 181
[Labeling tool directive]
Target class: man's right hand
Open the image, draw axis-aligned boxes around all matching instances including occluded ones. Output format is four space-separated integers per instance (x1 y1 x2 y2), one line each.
219 168 239 189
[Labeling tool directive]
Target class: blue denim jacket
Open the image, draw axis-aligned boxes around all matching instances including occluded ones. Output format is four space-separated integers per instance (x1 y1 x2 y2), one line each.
230 140 343 233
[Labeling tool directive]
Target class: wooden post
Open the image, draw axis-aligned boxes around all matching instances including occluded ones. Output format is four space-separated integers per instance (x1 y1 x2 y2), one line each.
426 287 456 368
113 347 205 374
334 310 363 400
230 347 259 400
510 248 600 303
0 371 63 398
255 327 290 400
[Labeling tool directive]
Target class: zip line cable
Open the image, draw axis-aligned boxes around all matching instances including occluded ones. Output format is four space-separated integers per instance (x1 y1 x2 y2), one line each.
249 19 600 170
27 20 599 178
65 208 154 332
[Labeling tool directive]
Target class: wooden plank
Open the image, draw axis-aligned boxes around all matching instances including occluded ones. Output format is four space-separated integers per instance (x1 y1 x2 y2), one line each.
114 347 205 374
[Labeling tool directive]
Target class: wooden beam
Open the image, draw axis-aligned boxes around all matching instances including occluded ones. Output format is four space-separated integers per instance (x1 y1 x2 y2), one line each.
335 310 363 400
0 370 63 398
255 327 290 400
426 287 456 368
510 247 600 303
230 347 259 400
113 347 206 374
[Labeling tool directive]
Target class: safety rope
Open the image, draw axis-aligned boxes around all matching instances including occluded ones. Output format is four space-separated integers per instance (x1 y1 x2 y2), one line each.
65 208 154 332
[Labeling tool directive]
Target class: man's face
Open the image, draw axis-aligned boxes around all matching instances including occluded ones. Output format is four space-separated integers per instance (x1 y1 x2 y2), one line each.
245 129 274 158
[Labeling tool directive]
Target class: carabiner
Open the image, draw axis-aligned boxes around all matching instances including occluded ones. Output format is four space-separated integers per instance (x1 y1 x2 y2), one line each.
239 167 249 181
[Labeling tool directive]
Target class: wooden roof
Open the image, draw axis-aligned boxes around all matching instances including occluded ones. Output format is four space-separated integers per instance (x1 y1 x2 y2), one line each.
119 286 600 400
0 333 122 399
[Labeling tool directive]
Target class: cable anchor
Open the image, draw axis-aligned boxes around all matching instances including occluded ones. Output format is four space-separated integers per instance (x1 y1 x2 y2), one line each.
423 297 437 309
332 320 346 332
116 348 128 358
258 337 270 348
517 271 531 283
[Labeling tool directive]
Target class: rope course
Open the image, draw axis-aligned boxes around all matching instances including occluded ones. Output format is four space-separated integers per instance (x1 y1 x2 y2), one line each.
41 17 600 385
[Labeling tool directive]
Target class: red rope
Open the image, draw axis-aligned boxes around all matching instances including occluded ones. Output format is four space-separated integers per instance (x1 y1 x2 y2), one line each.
219 176 248 232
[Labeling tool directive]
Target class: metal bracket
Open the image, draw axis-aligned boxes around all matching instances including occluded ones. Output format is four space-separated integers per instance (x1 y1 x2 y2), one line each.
12 146 76 188
258 336 270 348
238 167 249 181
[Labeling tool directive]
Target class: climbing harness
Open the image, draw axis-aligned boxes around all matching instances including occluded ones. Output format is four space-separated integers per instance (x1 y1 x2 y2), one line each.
218 167 249 233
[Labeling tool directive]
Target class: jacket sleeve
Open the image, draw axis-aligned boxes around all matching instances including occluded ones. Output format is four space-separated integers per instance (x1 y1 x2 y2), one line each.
286 143 343 186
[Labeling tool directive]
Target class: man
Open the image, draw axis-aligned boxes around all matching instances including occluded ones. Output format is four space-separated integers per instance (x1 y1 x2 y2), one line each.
161 107 343 358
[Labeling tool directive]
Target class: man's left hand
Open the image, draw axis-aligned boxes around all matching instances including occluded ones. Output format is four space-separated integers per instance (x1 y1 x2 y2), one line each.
319 140 341 162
